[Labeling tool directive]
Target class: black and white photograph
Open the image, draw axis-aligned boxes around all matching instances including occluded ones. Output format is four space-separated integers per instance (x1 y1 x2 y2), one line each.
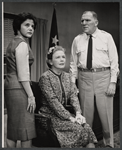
2 1 120 148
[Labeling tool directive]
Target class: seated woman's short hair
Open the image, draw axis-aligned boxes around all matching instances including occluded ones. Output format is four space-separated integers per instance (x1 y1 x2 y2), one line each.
46 45 66 68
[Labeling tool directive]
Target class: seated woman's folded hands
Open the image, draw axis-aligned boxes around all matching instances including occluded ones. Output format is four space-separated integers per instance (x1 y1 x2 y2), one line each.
75 112 86 125
69 112 86 125
69 116 76 123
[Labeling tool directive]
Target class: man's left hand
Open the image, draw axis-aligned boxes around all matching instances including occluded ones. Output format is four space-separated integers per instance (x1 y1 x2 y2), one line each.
105 82 116 97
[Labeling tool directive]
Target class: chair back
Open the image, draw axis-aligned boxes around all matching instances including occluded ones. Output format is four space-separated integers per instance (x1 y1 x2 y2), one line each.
31 81 42 113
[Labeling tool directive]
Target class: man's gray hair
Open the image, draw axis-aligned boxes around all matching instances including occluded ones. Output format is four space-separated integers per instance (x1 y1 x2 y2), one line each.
83 11 98 20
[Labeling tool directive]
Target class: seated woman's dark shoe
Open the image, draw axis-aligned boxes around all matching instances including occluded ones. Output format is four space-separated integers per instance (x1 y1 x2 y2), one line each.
86 143 95 148
105 145 113 148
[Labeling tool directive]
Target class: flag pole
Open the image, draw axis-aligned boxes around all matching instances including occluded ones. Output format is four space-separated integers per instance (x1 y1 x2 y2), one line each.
52 2 56 8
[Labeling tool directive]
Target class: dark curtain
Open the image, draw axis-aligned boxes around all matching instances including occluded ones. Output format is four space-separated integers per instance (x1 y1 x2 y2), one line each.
31 18 47 81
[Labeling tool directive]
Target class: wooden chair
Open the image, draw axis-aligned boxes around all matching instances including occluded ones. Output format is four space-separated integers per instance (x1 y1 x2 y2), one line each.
31 81 60 147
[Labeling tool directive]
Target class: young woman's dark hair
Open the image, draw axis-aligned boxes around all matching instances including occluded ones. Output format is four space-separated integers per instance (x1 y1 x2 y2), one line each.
13 12 37 35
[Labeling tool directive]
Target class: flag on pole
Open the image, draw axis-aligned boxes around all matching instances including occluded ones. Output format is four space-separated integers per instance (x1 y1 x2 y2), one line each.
49 7 59 48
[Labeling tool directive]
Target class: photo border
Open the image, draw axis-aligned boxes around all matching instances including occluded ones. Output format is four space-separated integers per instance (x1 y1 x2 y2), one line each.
1 0 121 149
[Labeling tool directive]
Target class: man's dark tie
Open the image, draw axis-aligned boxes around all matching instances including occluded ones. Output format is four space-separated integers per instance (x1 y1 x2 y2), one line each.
87 35 92 69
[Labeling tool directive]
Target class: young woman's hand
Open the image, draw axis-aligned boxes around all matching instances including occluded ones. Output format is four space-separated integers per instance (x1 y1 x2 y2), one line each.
21 81 36 113
27 96 36 113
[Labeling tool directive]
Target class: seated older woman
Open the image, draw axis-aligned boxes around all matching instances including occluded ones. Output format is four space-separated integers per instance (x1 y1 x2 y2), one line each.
38 46 98 148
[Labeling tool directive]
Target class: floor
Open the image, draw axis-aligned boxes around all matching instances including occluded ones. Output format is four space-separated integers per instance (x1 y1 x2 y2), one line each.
95 131 120 148
3 114 120 148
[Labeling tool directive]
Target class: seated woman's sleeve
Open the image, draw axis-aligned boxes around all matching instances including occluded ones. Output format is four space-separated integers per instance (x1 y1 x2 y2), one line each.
39 75 71 120
70 82 82 114
15 42 30 81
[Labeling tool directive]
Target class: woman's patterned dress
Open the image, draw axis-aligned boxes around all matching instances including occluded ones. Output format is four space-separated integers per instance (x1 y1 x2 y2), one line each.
39 69 97 148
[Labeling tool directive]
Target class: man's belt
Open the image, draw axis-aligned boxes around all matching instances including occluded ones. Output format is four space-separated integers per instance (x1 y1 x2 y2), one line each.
78 67 110 72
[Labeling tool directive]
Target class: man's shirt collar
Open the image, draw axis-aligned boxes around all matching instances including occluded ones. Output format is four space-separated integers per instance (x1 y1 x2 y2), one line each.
84 27 98 39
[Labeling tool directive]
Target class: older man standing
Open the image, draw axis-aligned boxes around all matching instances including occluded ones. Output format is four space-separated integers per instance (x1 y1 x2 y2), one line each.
70 11 119 148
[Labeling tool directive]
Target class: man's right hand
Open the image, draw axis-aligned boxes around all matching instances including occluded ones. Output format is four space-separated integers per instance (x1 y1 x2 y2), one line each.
71 82 79 94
